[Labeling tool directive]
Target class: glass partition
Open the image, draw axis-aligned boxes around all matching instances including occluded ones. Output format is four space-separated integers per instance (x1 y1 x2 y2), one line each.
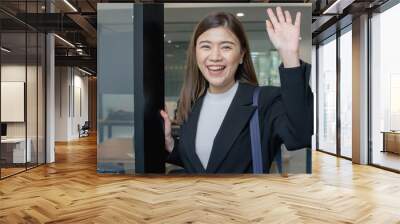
1 31 27 177
97 3 135 174
339 27 352 158
317 36 337 155
27 31 38 169
0 1 46 179
38 32 45 165
371 4 400 171
164 3 312 173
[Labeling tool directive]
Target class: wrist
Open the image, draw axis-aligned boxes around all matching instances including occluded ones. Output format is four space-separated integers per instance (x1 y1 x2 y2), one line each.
165 135 174 152
278 50 300 68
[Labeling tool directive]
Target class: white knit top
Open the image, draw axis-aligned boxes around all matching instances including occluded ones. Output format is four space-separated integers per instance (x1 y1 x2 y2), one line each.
195 82 239 169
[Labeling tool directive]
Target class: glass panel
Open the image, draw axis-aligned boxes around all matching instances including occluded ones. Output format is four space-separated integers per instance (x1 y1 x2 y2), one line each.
340 28 352 158
97 3 135 174
371 4 400 171
318 37 337 154
164 4 312 173
27 31 38 169
26 0 38 169
38 32 45 164
1 31 27 177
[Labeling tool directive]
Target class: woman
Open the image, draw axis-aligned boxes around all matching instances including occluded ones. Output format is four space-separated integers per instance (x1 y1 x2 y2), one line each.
160 7 313 173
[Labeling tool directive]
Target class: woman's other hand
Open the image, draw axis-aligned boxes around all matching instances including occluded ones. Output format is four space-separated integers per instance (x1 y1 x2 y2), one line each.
266 6 301 68
160 109 174 153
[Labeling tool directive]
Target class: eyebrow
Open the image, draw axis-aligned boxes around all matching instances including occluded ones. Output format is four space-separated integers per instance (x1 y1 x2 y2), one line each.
198 40 236 45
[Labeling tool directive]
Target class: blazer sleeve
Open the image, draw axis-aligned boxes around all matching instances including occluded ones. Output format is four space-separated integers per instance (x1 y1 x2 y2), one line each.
269 61 313 151
165 136 184 167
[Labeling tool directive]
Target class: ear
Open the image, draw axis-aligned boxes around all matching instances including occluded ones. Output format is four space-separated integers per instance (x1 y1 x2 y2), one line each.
240 51 245 64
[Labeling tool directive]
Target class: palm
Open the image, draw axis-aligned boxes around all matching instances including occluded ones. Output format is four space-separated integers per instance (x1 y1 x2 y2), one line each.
266 7 301 53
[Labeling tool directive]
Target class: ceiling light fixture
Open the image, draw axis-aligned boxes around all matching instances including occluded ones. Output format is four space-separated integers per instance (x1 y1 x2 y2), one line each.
322 0 353 15
236 12 245 17
1 47 11 53
54 34 75 48
167 40 172 44
63 0 78 12
78 67 92 76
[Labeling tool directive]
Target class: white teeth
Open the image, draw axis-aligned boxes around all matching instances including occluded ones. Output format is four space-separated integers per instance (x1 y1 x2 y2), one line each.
207 65 225 71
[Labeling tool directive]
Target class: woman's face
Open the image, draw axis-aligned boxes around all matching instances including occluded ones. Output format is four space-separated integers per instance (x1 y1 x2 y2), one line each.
196 26 244 93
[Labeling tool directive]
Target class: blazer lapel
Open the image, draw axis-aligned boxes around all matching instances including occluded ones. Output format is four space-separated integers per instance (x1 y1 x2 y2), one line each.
182 96 207 173
206 83 256 173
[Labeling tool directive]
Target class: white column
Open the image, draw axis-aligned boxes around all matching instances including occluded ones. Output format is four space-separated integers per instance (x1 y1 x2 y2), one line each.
46 32 55 163
352 14 369 164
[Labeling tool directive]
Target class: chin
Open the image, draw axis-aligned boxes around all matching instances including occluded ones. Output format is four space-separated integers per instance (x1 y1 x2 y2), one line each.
206 77 227 87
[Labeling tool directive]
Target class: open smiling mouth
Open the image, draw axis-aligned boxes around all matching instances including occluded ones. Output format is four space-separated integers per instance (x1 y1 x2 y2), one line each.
207 65 226 74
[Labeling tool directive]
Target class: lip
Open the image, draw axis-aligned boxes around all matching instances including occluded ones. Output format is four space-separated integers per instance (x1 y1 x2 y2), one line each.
206 65 226 71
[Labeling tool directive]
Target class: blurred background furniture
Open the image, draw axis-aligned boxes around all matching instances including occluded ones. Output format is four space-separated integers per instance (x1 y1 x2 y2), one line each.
382 131 400 154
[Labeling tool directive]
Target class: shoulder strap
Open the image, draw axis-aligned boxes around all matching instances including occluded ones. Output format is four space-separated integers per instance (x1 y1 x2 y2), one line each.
250 87 263 174
250 87 283 174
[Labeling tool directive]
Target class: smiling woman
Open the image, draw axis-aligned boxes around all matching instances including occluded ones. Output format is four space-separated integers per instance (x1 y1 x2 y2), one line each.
160 7 313 174
196 27 245 94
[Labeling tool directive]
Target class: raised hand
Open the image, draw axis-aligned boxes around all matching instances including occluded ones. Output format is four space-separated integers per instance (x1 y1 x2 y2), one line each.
266 7 301 68
160 109 174 153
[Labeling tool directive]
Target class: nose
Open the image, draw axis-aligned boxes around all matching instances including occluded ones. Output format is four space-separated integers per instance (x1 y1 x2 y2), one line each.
208 47 222 62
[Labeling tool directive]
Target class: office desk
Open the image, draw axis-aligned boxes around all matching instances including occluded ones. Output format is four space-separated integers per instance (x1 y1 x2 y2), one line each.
1 138 31 163
381 131 400 154
98 120 134 142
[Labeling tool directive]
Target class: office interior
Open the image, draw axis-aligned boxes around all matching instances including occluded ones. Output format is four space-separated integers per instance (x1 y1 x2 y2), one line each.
0 0 399 177
0 0 399 221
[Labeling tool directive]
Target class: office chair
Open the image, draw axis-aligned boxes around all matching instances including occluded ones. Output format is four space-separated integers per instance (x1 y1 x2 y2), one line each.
79 121 90 138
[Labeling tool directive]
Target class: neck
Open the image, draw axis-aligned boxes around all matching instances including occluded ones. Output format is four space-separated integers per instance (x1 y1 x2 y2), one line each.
208 80 236 94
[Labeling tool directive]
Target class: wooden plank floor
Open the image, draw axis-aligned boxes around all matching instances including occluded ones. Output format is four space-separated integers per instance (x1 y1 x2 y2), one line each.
1 135 400 223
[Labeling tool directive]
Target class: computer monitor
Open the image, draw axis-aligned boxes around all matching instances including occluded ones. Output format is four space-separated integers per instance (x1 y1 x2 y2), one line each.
1 123 7 137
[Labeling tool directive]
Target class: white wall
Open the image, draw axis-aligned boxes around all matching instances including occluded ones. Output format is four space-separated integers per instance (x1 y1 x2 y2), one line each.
55 67 89 141
1 65 33 138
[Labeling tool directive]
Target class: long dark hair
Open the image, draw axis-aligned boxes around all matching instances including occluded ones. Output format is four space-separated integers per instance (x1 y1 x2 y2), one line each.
176 12 258 124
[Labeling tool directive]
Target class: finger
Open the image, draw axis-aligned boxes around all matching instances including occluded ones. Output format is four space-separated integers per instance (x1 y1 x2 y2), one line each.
284 10 292 24
266 8 279 29
276 6 285 23
265 19 275 37
160 110 171 126
160 110 167 119
294 12 301 28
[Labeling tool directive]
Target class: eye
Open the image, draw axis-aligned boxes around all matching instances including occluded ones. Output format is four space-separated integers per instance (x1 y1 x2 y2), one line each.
222 45 232 50
200 45 210 49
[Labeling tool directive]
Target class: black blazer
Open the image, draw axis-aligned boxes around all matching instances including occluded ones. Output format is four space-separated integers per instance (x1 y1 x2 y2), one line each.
167 62 313 173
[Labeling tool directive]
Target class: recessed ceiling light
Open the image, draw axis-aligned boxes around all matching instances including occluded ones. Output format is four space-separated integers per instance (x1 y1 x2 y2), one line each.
63 0 78 12
54 34 75 48
1 47 11 53
236 12 245 17
78 67 92 76
168 40 172 44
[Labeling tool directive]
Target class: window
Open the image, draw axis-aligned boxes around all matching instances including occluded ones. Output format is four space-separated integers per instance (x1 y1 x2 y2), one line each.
317 36 337 154
371 3 400 171
339 27 352 158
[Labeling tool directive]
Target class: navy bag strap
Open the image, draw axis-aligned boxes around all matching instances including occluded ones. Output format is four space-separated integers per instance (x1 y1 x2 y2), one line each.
250 87 263 174
250 87 282 174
